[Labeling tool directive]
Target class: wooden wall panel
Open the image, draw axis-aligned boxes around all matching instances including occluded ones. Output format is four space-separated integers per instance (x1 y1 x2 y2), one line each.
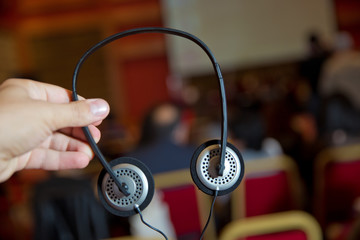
0 32 18 82
121 53 170 124
29 29 110 101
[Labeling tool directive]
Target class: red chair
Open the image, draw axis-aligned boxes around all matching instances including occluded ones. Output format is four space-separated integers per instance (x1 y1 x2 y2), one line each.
219 211 322 240
154 169 216 240
313 143 360 239
232 155 304 219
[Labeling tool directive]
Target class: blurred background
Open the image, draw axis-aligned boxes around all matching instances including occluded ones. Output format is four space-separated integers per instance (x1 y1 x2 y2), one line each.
1 0 360 239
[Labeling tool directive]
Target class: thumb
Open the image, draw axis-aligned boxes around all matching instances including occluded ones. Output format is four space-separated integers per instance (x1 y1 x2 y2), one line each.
49 98 110 130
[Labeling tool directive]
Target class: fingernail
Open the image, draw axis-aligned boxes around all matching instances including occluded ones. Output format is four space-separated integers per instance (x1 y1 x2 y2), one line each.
89 99 109 116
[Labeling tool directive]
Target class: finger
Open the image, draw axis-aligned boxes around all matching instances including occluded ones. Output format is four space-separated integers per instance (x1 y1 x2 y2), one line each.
21 148 91 170
92 120 104 127
59 125 101 143
5 78 86 103
30 80 86 103
43 132 94 159
47 99 110 130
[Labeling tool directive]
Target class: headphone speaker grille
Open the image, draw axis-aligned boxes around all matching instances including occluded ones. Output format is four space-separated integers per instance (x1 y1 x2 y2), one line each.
97 157 154 217
102 165 146 210
190 139 245 196
198 147 239 188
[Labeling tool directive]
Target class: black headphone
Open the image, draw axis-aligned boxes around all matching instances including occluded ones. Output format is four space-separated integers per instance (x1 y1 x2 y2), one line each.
72 27 245 220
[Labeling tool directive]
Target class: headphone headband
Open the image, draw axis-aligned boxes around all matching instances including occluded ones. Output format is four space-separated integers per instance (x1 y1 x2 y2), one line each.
72 27 228 194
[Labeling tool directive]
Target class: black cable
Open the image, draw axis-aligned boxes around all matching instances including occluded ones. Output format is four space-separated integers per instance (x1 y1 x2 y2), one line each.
134 204 168 240
199 188 219 240
71 27 229 194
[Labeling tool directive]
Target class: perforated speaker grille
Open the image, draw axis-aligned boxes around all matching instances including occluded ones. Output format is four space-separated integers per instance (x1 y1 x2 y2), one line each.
101 163 149 211
196 144 241 191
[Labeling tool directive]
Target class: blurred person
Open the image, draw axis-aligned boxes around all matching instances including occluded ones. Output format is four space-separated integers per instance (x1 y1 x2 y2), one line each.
300 32 332 98
299 32 332 122
32 176 110 240
214 109 283 233
191 108 282 161
230 110 283 161
97 113 131 159
319 32 360 106
318 32 360 145
128 102 195 174
127 102 195 239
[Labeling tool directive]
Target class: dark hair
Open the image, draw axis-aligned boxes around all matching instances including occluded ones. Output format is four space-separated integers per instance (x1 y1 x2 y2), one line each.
139 102 182 145
320 93 360 136
231 110 265 150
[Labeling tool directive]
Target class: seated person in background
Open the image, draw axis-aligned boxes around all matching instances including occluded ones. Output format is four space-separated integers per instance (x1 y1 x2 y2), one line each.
318 93 360 146
127 102 195 239
230 110 283 161
319 32 360 108
318 32 360 145
211 110 283 232
128 102 195 174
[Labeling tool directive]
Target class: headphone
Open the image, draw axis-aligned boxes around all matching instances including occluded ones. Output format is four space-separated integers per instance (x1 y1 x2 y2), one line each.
72 26 245 229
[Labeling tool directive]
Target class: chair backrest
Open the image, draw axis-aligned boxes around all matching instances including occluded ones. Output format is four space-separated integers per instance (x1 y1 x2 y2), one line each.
154 169 216 240
103 237 159 240
232 155 304 219
313 143 360 228
219 211 322 240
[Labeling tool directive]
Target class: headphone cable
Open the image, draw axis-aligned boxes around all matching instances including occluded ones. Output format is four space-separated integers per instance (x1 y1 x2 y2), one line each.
134 204 168 240
199 188 219 240
135 187 218 240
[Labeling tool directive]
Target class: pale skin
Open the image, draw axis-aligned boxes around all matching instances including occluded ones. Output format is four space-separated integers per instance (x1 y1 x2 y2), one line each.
0 78 110 182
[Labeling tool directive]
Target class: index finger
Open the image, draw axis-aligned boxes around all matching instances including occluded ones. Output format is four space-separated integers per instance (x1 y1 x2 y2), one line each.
9 78 86 103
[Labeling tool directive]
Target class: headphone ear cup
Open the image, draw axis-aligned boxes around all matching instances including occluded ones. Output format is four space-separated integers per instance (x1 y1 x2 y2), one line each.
97 157 154 217
190 139 245 196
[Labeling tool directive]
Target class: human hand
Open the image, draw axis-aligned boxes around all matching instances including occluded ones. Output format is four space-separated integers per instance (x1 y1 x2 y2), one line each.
0 78 110 182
